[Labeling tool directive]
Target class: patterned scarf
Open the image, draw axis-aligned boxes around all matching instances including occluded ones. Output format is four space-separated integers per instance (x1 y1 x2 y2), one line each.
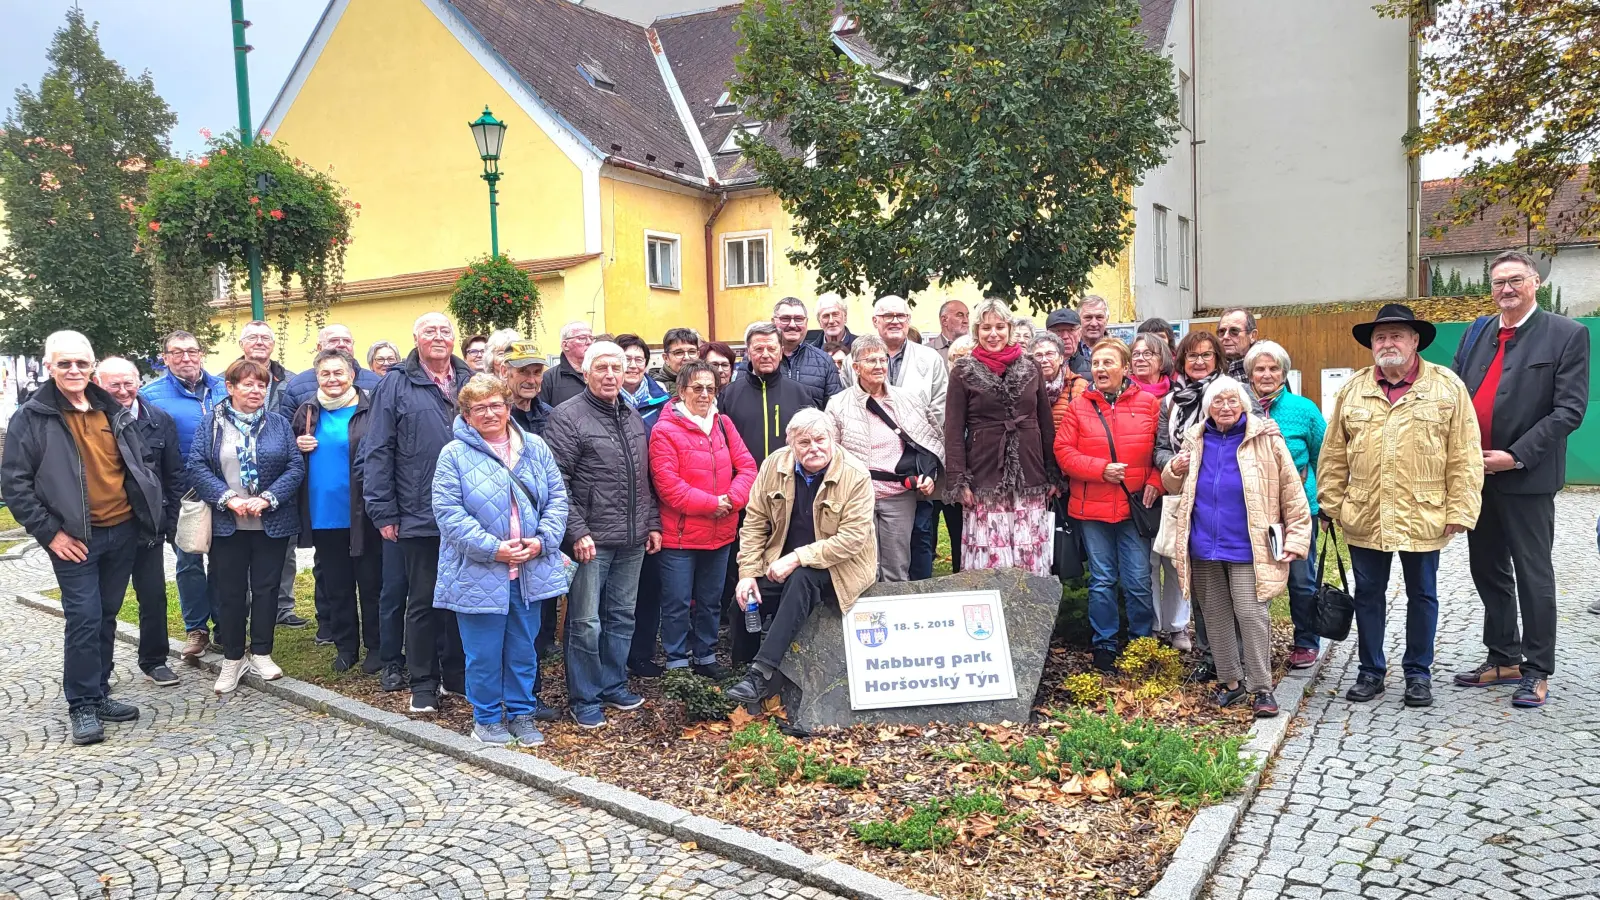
1256 383 1287 414
1167 371 1218 444
1044 368 1067 406
621 379 655 409
221 400 266 495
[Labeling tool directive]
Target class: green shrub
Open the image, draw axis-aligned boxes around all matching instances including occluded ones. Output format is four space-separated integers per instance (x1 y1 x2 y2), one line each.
851 791 1008 851
1054 579 1091 644
1048 707 1251 806
1116 636 1184 695
662 667 738 722
723 722 866 791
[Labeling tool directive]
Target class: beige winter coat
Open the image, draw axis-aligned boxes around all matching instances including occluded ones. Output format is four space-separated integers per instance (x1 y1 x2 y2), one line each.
737 446 878 612
1316 359 1483 553
1160 414 1313 602
826 383 945 480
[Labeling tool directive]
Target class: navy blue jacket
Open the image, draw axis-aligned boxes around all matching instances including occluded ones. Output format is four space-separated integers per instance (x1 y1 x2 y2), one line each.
357 350 473 539
185 404 305 540
279 361 381 420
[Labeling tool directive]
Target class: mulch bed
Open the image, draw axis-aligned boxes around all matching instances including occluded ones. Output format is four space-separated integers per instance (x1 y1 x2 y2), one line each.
309 621 1300 900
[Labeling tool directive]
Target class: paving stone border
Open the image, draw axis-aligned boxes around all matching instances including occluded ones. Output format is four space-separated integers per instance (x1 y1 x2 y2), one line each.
11 589 933 900
1142 644 1333 900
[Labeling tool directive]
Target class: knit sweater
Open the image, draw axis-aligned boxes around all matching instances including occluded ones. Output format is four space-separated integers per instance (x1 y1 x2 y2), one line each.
1261 390 1325 517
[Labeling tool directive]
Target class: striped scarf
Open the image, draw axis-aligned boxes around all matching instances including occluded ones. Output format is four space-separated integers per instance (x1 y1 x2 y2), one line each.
221 400 266 495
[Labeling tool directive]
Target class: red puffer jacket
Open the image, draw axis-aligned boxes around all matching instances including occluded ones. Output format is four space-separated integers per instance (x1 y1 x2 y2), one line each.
1054 381 1164 523
649 403 759 550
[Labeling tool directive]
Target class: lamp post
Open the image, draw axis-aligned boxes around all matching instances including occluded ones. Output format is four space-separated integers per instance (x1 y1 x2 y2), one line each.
231 0 265 320
469 106 507 258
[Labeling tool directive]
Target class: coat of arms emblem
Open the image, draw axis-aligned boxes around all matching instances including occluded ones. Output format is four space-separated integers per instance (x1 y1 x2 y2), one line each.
963 604 995 640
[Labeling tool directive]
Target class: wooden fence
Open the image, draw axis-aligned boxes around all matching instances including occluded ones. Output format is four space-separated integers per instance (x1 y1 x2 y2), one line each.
1253 311 1380 411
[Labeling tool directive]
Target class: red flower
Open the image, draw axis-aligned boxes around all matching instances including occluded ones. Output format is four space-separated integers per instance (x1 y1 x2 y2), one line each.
147 221 161 232
206 232 214 238
269 209 285 220
249 195 260 205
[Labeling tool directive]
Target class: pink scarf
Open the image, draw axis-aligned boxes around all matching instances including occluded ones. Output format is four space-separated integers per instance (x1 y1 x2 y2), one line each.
1134 374 1172 401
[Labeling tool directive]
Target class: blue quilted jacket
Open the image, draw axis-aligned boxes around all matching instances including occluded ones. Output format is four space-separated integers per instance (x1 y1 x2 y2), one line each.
185 403 305 539
432 417 570 615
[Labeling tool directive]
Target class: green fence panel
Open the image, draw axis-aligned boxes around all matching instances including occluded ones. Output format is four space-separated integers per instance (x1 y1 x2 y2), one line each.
1420 316 1600 485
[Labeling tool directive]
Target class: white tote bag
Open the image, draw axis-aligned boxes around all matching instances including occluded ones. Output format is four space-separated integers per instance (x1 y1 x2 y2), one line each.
1151 495 1183 560
174 488 213 555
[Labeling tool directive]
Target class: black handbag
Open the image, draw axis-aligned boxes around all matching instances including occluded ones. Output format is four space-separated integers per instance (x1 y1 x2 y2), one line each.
865 396 942 484
1090 402 1161 539
1313 524 1356 641
1051 495 1085 580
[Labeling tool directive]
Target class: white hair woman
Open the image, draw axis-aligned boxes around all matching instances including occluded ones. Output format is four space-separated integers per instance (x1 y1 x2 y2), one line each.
1161 376 1312 718
826 335 944 582
1243 340 1327 669
944 298 1058 576
726 407 877 704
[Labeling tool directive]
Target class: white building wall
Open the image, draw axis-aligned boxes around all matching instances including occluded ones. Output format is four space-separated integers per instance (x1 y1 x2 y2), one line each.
1426 248 1600 316
1196 1 1411 309
1132 4 1195 323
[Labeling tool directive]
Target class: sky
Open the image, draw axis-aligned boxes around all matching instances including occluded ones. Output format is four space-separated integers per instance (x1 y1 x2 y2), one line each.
1 0 1473 176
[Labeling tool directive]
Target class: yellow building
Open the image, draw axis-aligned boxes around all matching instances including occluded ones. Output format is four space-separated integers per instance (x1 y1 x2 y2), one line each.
221 0 1131 371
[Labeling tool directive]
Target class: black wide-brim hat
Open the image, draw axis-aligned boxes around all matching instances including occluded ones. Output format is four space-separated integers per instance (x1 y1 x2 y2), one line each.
1352 303 1437 351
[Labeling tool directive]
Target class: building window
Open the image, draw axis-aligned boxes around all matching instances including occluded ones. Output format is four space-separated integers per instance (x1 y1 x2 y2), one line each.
577 61 615 93
1179 71 1192 130
718 122 764 155
1178 216 1191 290
645 232 680 290
723 231 770 288
1153 206 1169 285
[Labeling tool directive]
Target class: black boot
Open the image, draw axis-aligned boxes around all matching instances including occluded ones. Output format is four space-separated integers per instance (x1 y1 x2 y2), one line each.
726 670 771 704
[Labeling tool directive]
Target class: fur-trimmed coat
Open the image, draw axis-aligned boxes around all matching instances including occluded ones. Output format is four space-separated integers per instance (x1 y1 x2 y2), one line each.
942 355 1057 505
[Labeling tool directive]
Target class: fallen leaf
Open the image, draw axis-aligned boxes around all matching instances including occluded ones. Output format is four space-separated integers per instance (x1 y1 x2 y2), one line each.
761 696 787 719
1365 815 1382 828
1086 769 1117 797
728 705 754 729
680 840 699 851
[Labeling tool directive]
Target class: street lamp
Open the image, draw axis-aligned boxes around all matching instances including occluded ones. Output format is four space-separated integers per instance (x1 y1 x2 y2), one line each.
469 106 507 257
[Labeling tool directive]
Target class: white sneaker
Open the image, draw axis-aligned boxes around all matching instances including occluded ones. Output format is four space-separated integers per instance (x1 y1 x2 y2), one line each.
214 658 249 694
247 653 284 681
1171 631 1193 652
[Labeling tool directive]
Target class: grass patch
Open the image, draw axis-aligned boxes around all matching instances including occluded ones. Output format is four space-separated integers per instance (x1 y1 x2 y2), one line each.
0 505 19 532
851 790 1014 851
722 721 867 791
0 539 27 555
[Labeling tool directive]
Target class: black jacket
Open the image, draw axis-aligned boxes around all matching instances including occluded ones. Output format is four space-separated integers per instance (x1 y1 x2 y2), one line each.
511 397 554 437
539 357 587 408
1453 307 1591 494
232 357 296 414
734 341 843 410
357 350 473 538
279 362 381 419
720 367 814 462
133 400 184 539
292 389 377 554
1 381 162 546
543 390 660 549
805 327 856 349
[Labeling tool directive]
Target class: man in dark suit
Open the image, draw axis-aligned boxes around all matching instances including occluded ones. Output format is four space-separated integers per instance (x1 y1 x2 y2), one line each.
1450 250 1590 709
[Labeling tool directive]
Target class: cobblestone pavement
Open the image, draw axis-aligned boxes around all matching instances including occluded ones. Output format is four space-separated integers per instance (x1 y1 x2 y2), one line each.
1206 490 1600 900
0 539 314 594
0 586 836 898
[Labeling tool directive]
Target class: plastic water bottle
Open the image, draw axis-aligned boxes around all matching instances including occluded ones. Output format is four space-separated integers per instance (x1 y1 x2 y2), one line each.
743 594 762 633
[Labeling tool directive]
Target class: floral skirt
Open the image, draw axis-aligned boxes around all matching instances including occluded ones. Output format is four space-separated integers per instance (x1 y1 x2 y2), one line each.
961 494 1052 577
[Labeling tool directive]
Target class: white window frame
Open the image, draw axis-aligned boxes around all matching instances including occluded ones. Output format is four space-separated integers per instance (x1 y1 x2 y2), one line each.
1178 216 1192 290
645 231 681 291
1179 71 1192 130
1153 206 1169 285
721 229 771 289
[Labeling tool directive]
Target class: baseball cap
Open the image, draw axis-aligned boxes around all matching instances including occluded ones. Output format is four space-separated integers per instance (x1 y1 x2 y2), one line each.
504 341 548 369
1045 308 1081 329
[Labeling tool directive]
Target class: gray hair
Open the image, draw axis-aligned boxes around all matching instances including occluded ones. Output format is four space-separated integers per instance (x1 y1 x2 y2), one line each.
816 291 846 313
772 296 806 316
317 323 353 345
560 320 592 341
94 356 139 380
1130 332 1174 376
1490 250 1540 277
1219 307 1257 333
786 407 838 446
937 298 966 317
1201 375 1254 420
412 312 452 337
1028 332 1068 359
968 297 1014 340
744 321 781 344
582 340 626 374
662 327 701 350
873 294 909 316
366 340 400 368
44 330 94 364
1079 295 1109 314
1242 339 1290 378
851 333 888 361
485 328 521 370
312 348 358 375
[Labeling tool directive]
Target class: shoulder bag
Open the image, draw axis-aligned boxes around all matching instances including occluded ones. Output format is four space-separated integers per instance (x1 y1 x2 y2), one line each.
1051 494 1085 580
1090 401 1161 539
174 488 212 555
865 396 942 486
1313 523 1356 641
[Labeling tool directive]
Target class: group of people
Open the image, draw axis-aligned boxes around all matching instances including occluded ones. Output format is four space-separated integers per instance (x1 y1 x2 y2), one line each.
2 251 1586 747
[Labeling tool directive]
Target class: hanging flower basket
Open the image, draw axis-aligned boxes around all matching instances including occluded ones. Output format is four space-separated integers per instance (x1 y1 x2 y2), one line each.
446 253 542 337
138 134 357 323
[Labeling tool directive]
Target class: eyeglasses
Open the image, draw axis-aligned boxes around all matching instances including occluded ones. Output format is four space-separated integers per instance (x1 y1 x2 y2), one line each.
465 347 485 357
240 334 274 345
565 334 594 345
418 327 454 339
707 360 732 371
667 348 697 360
685 384 716 395
1185 352 1216 363
54 359 94 371
875 313 909 322
775 316 807 326
468 402 508 416
166 348 204 359
1131 350 1159 360
1491 276 1529 291
1212 396 1243 410
1217 328 1247 337
856 356 888 367
623 355 647 368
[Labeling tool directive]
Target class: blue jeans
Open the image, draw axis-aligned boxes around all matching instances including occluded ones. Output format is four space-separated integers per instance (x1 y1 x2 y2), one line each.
909 500 936 581
173 545 212 633
1349 545 1439 680
565 544 645 715
53 521 138 709
457 582 542 725
658 546 731 668
1286 517 1321 650
378 539 409 667
1081 519 1155 651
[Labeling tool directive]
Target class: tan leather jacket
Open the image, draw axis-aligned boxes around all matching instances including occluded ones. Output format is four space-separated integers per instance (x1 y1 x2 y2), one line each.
737 447 878 612
1316 359 1484 552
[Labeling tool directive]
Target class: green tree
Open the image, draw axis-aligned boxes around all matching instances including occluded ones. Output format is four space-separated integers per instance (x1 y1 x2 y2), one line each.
0 9 177 361
1428 267 1445 297
1380 1 1600 249
1445 270 1463 296
731 0 1177 310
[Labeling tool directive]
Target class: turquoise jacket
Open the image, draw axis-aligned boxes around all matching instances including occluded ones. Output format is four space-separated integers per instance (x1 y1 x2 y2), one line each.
1263 389 1325 517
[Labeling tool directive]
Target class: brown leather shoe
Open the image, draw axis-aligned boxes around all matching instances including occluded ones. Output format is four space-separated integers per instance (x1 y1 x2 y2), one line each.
1452 662 1520 688
181 629 210 660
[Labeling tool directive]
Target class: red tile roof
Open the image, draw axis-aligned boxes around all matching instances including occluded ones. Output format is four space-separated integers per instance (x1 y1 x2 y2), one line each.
213 253 600 309
1421 167 1599 257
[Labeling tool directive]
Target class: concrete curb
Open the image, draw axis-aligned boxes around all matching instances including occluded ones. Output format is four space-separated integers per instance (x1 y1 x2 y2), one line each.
11 591 936 900
0 538 34 560
1142 643 1339 900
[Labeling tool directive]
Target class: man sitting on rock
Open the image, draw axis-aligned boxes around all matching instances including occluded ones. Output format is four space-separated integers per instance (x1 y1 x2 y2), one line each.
727 408 878 704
